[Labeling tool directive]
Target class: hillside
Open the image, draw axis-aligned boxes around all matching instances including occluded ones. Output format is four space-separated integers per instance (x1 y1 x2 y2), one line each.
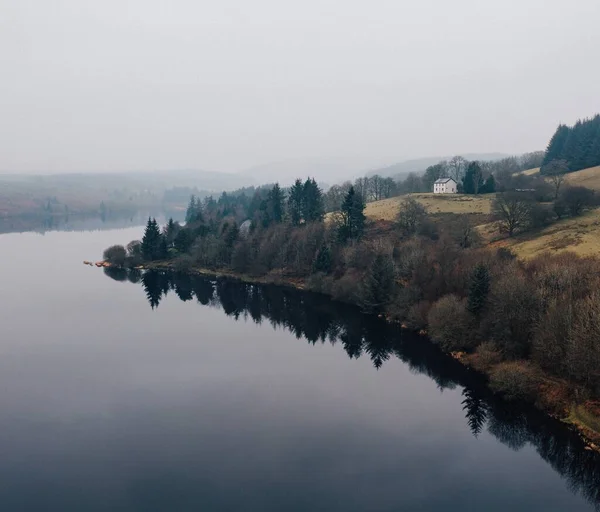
363 165 600 259
518 165 600 191
364 193 493 221
366 153 510 179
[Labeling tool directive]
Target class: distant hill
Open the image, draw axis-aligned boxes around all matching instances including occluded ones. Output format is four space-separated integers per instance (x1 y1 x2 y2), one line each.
238 157 386 186
0 169 256 218
366 153 511 180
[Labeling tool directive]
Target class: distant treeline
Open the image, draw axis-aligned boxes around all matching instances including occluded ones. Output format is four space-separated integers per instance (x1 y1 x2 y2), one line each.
542 115 600 173
394 152 545 194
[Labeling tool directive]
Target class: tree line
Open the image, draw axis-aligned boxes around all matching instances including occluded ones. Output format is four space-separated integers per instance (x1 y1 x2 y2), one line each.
542 115 600 173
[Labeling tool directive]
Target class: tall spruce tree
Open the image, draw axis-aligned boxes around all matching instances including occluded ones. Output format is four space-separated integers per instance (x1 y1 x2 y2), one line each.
141 217 165 261
303 178 324 222
267 183 285 224
288 179 304 225
462 161 484 194
338 186 366 241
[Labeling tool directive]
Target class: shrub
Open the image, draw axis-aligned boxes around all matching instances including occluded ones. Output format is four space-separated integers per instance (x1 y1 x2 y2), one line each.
103 245 127 267
489 362 539 402
560 186 595 216
172 254 195 272
397 197 428 235
331 272 361 303
427 294 476 352
406 300 431 330
474 341 503 371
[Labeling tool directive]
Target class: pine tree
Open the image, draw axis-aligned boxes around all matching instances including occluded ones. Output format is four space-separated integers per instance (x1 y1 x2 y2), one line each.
185 195 203 224
288 179 304 225
141 217 165 261
267 183 285 224
303 178 324 222
338 186 366 242
462 161 484 194
481 174 496 194
467 263 490 316
542 124 570 170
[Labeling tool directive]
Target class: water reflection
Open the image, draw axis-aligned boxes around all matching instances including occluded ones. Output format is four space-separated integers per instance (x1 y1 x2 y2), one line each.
0 210 184 235
108 269 600 510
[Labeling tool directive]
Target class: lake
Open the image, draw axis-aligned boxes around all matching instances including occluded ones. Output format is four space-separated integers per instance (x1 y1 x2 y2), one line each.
0 223 599 511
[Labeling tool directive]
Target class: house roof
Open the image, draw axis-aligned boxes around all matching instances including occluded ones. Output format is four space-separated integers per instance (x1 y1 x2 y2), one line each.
434 177 456 184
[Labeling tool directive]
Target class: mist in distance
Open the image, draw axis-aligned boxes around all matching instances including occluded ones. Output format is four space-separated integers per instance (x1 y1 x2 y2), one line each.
1 0 599 179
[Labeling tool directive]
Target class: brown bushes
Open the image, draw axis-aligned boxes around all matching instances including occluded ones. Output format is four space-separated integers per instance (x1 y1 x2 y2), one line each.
427 295 476 352
489 361 540 402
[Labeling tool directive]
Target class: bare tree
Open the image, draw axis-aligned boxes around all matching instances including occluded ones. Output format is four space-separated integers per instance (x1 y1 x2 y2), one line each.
544 159 568 199
397 197 428 235
561 186 595 216
448 156 467 182
492 192 532 236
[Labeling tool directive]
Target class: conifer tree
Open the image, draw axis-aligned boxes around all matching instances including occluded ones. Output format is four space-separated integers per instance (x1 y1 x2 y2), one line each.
303 178 324 222
288 179 304 226
141 217 165 261
267 183 285 224
462 161 484 194
338 186 366 242
542 124 570 170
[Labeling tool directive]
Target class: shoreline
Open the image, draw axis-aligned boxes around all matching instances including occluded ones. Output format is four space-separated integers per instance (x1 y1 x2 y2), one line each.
95 259 600 452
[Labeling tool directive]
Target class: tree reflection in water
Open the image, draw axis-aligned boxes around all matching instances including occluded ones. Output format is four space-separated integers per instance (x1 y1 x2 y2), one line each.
105 269 600 510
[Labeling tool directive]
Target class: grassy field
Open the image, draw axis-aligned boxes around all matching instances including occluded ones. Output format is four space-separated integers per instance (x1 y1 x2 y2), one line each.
364 193 493 221
347 166 600 259
495 208 600 259
518 165 600 191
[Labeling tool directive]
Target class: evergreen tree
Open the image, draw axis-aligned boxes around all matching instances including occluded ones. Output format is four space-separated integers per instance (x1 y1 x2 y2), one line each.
360 252 395 313
480 174 496 194
542 116 600 173
338 186 366 242
141 217 165 261
268 183 285 224
174 228 195 254
303 178 325 222
185 195 204 224
467 263 490 316
288 179 304 226
542 124 570 169
163 218 180 247
462 161 484 194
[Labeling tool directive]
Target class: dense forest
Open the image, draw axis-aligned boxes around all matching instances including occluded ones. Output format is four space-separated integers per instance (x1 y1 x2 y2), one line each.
542 115 600 173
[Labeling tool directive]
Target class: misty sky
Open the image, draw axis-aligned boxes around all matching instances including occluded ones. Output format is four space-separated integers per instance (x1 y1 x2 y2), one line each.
1 0 599 173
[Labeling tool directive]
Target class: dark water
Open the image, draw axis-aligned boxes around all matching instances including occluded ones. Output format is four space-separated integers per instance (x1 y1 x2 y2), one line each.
0 224 599 511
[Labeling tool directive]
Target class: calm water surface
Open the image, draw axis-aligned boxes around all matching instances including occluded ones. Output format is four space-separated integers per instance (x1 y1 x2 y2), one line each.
0 224 599 511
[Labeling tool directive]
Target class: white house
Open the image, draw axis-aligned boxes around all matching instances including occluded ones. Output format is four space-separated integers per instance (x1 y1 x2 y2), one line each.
433 177 457 194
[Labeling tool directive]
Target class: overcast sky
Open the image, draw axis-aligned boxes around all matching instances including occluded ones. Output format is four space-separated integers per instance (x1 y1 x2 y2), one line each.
1 0 599 173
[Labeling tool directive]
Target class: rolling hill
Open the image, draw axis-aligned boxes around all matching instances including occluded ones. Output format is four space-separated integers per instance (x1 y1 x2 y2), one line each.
362 165 600 260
